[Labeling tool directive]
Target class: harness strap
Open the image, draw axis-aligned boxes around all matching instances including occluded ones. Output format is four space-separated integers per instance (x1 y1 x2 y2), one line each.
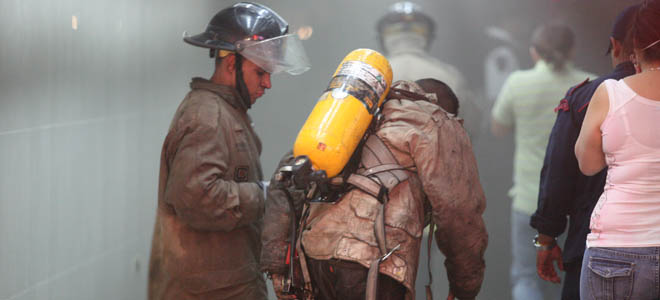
387 87 432 102
363 135 398 166
346 174 381 198
365 244 400 300
296 204 315 300
425 220 435 300
374 189 389 255
365 258 381 300
352 135 407 300
362 164 409 177
360 136 409 190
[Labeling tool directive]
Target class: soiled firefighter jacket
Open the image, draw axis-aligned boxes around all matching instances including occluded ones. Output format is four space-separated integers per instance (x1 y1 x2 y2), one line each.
261 81 488 300
149 78 266 300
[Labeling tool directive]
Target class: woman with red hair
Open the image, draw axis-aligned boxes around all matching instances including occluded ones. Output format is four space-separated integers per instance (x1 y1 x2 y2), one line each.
575 0 660 298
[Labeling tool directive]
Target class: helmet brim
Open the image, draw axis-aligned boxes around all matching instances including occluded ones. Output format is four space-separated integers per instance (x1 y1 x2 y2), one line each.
183 31 237 51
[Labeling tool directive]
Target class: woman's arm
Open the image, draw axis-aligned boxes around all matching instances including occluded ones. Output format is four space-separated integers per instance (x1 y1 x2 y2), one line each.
575 83 609 176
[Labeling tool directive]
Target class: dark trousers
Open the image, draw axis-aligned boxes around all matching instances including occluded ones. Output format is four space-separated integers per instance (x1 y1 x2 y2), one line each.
561 261 581 300
307 258 407 300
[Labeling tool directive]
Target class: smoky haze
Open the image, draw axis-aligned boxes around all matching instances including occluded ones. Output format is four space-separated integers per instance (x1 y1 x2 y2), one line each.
0 0 641 299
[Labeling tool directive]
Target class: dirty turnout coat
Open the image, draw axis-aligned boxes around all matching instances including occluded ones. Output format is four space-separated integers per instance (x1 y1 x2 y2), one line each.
149 78 266 300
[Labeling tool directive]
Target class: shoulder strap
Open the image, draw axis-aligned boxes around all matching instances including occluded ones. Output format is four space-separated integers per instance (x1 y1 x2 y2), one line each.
358 135 410 189
387 87 433 102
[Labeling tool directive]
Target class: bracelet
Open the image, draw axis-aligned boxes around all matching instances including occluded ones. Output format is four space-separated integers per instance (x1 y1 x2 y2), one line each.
532 234 557 251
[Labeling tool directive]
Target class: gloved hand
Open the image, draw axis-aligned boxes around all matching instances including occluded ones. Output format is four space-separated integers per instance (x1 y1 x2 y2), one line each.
270 273 298 300
275 155 328 217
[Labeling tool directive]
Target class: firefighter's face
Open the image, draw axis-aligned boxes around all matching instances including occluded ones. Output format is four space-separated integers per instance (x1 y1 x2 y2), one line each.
239 58 272 104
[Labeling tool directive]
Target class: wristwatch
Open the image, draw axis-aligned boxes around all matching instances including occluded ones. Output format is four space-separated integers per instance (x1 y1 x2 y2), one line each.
533 234 557 251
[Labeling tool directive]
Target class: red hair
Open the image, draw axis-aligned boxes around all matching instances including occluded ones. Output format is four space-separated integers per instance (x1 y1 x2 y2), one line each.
630 0 660 61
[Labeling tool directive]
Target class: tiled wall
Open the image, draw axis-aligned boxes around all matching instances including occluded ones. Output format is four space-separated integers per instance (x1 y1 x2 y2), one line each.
0 0 210 299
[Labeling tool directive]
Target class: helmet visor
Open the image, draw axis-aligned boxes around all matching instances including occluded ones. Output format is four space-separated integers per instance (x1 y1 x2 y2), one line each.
237 34 311 75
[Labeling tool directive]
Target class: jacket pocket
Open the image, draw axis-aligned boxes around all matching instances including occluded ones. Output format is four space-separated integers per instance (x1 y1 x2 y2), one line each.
230 126 256 181
587 256 634 300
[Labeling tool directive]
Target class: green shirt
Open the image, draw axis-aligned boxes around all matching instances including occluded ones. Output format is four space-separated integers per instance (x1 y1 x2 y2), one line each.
492 60 595 215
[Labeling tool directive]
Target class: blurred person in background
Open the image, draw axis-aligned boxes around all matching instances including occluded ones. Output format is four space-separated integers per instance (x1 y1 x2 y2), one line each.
575 1 660 298
530 4 638 300
483 24 522 111
491 23 595 300
376 1 483 140
148 3 309 299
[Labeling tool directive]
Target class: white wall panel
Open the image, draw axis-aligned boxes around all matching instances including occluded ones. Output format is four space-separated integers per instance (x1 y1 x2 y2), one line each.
0 134 31 299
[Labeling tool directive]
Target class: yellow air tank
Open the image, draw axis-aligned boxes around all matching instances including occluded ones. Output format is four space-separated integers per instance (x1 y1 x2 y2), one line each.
293 49 393 178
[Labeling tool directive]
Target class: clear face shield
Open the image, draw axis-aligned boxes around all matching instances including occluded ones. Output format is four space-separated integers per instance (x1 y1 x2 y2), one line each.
381 21 432 53
236 33 311 75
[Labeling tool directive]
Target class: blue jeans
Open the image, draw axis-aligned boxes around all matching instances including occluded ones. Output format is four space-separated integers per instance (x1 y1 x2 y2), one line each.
511 210 561 300
580 246 660 300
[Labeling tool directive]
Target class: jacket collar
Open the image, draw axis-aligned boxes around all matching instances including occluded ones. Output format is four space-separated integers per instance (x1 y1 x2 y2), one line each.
612 61 636 77
189 77 248 112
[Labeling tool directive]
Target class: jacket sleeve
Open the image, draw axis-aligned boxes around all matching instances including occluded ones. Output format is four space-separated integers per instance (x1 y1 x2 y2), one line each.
162 101 264 232
260 151 305 274
409 114 488 300
530 96 579 237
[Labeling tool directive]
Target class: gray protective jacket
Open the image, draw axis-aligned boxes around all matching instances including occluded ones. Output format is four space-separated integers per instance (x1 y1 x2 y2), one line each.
149 78 266 300
261 81 488 300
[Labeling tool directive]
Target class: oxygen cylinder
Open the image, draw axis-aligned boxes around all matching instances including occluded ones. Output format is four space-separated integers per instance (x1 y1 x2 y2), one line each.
293 49 393 178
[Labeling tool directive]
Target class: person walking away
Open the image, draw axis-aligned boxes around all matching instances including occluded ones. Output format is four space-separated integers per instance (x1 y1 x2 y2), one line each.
575 1 660 298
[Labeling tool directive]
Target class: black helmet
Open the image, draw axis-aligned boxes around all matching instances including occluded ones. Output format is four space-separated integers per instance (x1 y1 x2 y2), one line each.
184 2 287 51
184 2 309 75
376 2 435 52
183 2 309 109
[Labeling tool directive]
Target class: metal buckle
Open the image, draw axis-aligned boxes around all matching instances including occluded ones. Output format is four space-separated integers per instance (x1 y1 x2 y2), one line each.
380 244 401 262
282 276 292 294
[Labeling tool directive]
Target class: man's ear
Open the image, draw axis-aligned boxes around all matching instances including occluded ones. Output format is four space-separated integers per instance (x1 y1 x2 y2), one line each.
223 54 237 74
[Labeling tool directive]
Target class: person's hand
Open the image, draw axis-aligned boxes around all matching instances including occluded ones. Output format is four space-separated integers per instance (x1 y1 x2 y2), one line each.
536 242 564 283
270 273 298 299
447 290 455 300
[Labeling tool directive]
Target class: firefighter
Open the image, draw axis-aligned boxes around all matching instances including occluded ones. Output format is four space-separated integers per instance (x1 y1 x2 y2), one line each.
376 2 483 139
148 3 309 299
261 78 488 300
